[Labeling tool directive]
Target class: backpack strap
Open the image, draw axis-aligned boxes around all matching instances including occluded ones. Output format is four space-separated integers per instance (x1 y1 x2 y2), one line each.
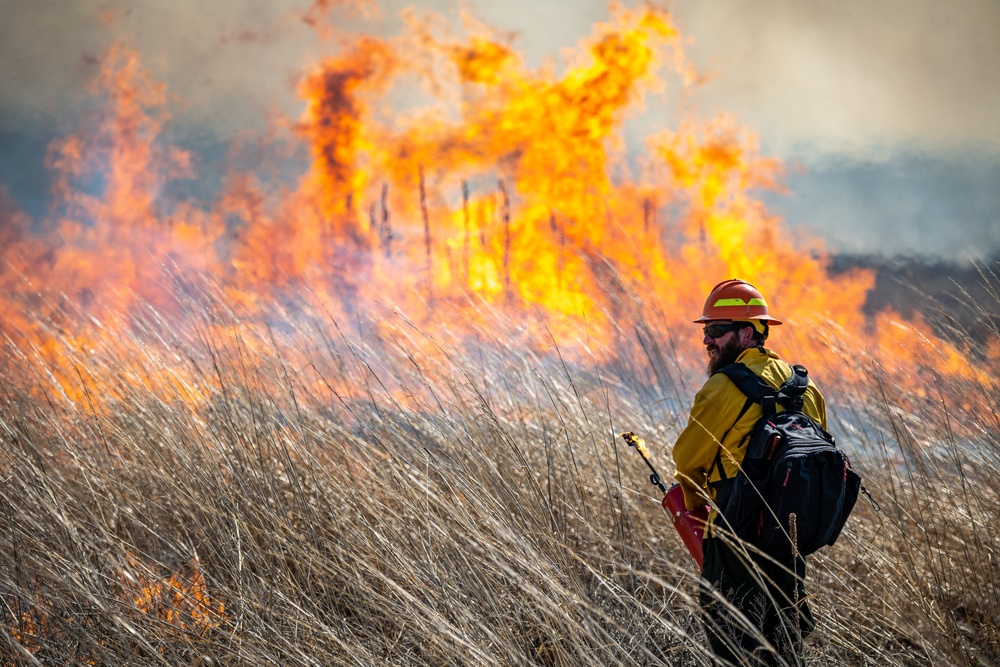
707 363 815 489
716 363 778 417
707 363 772 486
708 394 754 485
775 364 809 411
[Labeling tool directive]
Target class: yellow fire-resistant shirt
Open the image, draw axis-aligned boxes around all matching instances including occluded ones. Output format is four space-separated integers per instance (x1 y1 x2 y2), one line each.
672 346 828 512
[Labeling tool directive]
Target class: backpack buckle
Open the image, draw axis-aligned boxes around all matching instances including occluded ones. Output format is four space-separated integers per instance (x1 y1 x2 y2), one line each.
778 389 805 411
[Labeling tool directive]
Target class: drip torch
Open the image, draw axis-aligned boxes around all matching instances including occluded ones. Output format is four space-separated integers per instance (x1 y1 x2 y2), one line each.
620 431 708 568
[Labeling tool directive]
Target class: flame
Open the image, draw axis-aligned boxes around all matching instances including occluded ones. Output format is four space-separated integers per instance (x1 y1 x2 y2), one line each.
3 555 226 661
0 4 993 411
121 552 227 637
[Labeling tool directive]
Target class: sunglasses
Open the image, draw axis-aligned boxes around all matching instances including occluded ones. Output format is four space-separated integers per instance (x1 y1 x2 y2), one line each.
703 322 748 339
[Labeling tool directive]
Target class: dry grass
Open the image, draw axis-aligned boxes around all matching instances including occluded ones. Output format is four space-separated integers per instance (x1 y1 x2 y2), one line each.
1 288 998 666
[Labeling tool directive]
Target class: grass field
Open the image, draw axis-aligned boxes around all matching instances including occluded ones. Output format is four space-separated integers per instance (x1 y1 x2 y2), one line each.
1 284 997 667
2 1 998 663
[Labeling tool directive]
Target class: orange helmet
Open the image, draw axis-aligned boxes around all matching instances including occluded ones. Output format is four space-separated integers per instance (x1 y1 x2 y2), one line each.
694 279 782 325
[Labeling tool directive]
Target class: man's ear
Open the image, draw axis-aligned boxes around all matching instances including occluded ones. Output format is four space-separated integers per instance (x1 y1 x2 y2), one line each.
738 325 756 348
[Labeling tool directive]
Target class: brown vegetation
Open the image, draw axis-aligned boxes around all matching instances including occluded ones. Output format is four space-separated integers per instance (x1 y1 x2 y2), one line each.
1 286 997 666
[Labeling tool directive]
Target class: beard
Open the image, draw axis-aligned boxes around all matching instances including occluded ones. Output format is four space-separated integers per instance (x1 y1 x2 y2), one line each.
706 335 746 376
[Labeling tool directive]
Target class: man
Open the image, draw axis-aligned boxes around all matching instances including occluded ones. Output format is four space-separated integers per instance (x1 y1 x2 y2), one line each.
672 279 827 666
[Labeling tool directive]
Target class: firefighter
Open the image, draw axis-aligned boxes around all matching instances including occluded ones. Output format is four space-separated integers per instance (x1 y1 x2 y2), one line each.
672 279 826 666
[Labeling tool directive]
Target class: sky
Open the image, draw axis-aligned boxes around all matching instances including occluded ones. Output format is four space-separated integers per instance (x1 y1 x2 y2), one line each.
1 0 998 261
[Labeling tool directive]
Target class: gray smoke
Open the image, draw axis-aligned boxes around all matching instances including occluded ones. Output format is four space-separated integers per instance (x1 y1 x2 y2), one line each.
2 0 998 259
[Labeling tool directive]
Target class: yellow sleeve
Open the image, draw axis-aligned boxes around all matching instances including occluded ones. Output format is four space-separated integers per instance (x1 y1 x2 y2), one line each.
804 381 828 431
671 389 731 511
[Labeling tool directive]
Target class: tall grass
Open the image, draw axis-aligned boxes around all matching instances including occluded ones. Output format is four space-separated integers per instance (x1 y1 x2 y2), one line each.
1 288 998 666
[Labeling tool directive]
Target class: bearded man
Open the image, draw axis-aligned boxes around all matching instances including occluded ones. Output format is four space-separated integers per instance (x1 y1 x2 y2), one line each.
672 279 827 666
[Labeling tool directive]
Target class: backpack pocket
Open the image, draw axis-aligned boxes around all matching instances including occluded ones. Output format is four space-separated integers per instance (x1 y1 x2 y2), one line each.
757 448 857 556
716 456 771 543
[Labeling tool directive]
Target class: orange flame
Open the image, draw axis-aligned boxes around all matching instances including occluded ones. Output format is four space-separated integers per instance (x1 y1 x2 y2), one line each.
121 552 227 637
0 4 992 409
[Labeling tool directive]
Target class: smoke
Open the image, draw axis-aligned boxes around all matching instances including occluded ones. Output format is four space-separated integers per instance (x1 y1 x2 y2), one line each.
4 0 998 145
673 0 1000 155
667 0 1000 260
765 150 1000 261
0 0 315 135
1 0 998 260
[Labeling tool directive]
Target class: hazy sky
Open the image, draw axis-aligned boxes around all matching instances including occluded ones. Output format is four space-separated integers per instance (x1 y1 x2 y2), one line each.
2 0 998 260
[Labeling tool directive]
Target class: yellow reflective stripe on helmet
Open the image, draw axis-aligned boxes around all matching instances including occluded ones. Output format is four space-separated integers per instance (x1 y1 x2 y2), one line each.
712 297 767 307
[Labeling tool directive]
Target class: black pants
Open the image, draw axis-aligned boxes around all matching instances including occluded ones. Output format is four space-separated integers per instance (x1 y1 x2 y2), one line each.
699 536 815 666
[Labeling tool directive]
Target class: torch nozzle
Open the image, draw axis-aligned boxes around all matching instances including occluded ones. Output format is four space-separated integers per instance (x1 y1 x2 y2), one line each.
620 431 649 458
619 431 666 493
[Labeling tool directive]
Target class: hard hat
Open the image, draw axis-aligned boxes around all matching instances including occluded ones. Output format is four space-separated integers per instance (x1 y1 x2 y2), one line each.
694 279 782 325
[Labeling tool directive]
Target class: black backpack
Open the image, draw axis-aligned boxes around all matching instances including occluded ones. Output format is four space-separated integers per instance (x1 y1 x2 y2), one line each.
712 362 861 556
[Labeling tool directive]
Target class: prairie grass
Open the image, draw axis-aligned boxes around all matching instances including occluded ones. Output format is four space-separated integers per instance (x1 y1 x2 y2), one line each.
1 288 998 666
